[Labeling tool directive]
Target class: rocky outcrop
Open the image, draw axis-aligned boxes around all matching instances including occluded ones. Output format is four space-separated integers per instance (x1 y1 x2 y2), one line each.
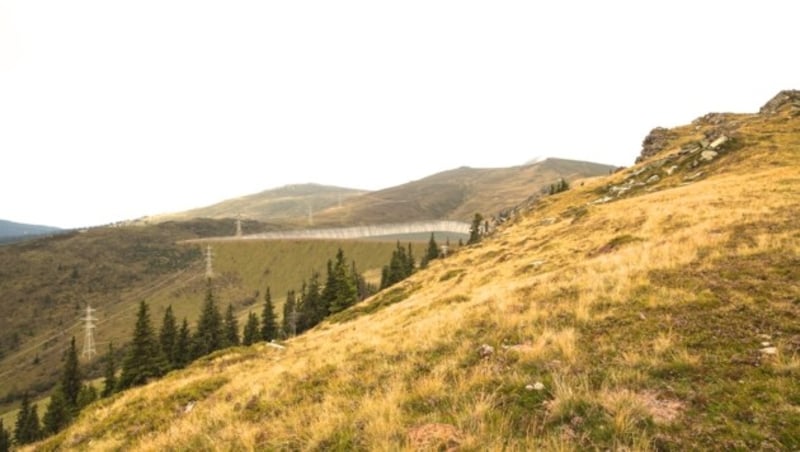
636 127 678 163
759 90 800 115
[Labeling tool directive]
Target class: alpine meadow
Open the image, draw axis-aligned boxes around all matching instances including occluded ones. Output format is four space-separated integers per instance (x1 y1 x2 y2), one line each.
1 90 795 450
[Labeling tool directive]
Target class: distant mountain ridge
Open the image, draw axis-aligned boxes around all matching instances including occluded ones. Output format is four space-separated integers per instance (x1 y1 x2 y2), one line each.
149 183 368 224
0 219 62 242
311 158 617 226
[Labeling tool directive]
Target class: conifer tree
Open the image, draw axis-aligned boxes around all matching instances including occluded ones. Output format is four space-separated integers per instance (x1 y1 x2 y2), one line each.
0 419 10 452
261 287 278 342
351 261 371 301
223 304 240 347
76 385 97 410
14 394 41 445
42 388 70 435
101 343 116 397
329 249 357 314
159 305 178 369
421 233 440 268
303 272 324 327
242 312 260 346
175 318 191 368
118 301 167 389
468 213 483 245
193 284 224 357
282 290 297 338
62 336 81 409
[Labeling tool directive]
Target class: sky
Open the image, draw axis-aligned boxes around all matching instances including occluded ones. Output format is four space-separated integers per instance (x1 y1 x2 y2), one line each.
1 1 797 228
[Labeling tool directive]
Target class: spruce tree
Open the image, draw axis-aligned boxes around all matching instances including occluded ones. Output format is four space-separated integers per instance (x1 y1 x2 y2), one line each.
305 272 324 326
14 394 41 445
261 287 278 342
26 404 41 443
421 233 440 268
101 343 116 397
62 336 81 409
242 312 260 346
223 304 240 347
14 393 31 444
468 213 483 245
76 385 97 410
193 283 224 357
175 318 191 368
159 305 178 369
42 388 70 435
282 290 297 338
329 249 357 314
118 301 167 389
0 419 10 452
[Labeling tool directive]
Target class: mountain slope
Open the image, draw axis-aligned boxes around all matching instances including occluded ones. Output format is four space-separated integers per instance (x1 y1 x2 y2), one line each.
311 158 616 226
33 91 800 450
0 219 61 243
150 183 368 224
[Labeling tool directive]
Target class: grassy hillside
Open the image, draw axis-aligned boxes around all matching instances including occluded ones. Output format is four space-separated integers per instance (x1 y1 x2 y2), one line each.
312 158 616 226
149 183 368 224
30 93 799 450
0 221 427 412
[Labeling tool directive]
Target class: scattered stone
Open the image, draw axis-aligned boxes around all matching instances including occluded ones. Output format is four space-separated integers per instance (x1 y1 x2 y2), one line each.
478 344 495 358
758 334 772 341
760 347 778 355
590 196 614 205
638 312 647 321
684 171 704 181
525 384 534 391
700 150 718 162
679 142 701 155
646 174 660 184
761 341 771 347
709 135 729 149
631 165 650 177
184 401 195 414
532 381 545 391
665 165 679 176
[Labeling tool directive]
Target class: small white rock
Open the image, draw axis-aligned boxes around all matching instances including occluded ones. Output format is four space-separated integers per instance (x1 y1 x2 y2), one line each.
760 347 778 355
533 382 545 391
525 384 535 391
761 341 771 347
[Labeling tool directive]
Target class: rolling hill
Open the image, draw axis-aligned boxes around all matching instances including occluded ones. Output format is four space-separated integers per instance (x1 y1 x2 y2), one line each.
0 216 430 413
28 92 800 449
310 158 617 226
147 183 368 225
0 219 62 244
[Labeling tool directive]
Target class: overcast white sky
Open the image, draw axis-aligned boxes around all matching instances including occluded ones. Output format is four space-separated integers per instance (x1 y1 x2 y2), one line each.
1 1 797 228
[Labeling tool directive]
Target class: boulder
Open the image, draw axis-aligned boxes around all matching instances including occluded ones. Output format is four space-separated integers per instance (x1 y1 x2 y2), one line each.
636 127 678 163
759 90 800 115
700 150 718 162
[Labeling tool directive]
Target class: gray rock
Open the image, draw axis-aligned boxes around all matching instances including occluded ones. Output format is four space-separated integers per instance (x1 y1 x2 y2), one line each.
700 150 718 162
760 346 778 355
709 135 728 149
665 165 679 176
636 127 678 163
684 172 704 181
759 90 800 115
478 344 495 358
646 175 660 184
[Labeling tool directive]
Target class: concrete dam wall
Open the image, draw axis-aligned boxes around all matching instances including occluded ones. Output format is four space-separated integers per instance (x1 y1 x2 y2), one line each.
190 221 471 242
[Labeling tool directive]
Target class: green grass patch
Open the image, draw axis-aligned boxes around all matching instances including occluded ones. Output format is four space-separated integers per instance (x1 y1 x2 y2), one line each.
328 284 416 324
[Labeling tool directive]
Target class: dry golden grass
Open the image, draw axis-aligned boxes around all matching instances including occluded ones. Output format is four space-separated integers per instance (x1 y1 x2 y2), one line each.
29 104 800 450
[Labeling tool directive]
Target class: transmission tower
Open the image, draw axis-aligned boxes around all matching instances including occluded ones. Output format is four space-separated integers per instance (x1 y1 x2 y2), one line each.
205 244 214 279
307 204 314 226
235 215 243 237
81 304 97 360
